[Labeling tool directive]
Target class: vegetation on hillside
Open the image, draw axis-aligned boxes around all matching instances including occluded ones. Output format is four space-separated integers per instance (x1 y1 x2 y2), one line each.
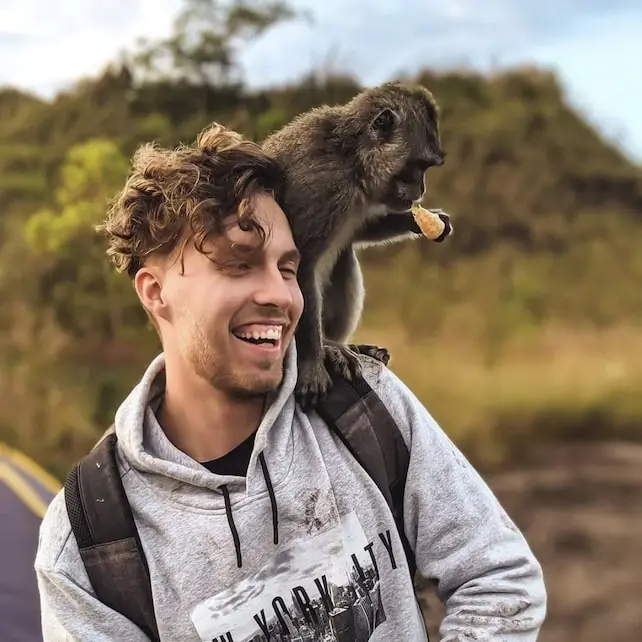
1 0 640 479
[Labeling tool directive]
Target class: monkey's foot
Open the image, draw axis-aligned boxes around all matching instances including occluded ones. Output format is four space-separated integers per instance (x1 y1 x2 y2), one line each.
295 343 364 409
323 340 362 380
295 358 333 410
348 343 390 366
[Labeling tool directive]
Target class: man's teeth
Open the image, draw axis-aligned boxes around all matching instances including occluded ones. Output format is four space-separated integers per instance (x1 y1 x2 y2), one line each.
237 326 282 341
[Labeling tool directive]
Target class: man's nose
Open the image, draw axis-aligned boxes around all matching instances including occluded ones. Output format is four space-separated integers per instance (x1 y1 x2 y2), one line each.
254 267 294 309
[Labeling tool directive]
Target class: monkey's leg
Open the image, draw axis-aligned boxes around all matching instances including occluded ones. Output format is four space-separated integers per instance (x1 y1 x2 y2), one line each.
354 212 422 247
322 247 365 343
347 343 391 366
323 248 391 368
294 262 334 408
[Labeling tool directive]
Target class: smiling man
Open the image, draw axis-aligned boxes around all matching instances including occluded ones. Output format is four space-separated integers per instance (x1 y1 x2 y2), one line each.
35 123 546 641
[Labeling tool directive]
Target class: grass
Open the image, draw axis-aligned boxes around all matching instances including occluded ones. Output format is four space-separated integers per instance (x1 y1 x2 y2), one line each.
2 315 641 480
355 321 642 471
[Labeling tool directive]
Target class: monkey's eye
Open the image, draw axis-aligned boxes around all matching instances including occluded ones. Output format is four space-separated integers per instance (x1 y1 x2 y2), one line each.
372 108 396 133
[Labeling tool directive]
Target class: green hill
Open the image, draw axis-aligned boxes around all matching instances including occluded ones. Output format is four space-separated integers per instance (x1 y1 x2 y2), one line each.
0 8 640 478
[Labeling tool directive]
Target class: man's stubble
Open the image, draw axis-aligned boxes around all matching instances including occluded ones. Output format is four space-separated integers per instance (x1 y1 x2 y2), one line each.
179 311 285 399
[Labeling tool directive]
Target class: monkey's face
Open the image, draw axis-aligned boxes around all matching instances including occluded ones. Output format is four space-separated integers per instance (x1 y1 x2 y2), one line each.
357 83 445 213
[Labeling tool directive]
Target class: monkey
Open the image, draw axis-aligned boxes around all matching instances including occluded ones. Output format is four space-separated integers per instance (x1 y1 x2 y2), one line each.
261 81 450 408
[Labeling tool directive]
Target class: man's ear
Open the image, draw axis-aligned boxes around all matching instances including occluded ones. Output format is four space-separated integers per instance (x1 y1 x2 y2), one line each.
134 265 171 323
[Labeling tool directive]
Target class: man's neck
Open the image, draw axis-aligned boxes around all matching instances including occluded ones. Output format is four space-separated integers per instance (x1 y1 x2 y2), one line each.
157 364 265 463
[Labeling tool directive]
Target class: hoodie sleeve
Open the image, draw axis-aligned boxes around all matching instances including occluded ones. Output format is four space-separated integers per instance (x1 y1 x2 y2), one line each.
362 359 547 640
34 492 152 642
35 565 152 641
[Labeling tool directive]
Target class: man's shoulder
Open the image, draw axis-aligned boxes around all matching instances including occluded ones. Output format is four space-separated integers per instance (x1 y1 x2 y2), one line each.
36 438 126 577
353 353 428 444
357 353 422 410
35 487 74 573
354 351 389 382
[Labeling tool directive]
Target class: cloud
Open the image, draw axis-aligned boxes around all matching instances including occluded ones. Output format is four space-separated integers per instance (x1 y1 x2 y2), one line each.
236 0 642 159
0 31 35 47
0 0 181 91
0 0 640 160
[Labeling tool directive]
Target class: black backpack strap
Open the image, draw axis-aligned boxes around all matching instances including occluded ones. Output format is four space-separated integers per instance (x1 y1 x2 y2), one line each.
314 358 417 579
64 431 160 641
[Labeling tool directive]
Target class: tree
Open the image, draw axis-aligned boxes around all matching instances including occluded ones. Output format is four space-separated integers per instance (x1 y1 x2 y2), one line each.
132 0 299 87
23 139 144 344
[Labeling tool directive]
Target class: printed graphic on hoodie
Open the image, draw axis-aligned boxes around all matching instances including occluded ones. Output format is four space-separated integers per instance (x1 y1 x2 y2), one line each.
191 510 400 642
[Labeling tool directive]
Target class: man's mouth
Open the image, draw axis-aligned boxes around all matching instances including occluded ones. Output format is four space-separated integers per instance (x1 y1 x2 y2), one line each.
232 324 284 347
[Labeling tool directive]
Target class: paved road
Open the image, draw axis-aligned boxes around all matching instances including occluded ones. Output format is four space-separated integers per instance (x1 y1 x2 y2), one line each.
0 444 60 642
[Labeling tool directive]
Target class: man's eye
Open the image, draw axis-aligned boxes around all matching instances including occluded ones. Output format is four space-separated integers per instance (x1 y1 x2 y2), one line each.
281 266 298 277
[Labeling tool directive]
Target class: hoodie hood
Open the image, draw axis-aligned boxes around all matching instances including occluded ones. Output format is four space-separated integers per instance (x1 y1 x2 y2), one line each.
112 341 299 568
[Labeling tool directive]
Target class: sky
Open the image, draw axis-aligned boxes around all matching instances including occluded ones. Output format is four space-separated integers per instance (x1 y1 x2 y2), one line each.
1 0 641 162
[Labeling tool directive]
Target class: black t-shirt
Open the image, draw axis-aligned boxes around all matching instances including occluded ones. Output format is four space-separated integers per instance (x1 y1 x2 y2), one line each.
200 430 257 477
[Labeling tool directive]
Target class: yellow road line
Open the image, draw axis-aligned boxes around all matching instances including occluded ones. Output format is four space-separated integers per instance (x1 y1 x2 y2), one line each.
0 442 61 494
0 462 50 519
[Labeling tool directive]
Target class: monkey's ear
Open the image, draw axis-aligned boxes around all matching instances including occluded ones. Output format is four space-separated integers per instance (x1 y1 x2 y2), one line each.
370 108 397 138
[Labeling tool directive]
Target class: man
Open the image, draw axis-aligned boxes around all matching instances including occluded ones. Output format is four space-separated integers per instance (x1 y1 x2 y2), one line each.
35 124 546 641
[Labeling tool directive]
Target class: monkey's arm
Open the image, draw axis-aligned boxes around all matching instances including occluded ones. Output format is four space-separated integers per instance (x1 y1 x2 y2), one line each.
321 248 364 343
354 213 422 247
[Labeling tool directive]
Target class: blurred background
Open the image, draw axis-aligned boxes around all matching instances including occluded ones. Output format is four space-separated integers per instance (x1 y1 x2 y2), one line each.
1 0 641 640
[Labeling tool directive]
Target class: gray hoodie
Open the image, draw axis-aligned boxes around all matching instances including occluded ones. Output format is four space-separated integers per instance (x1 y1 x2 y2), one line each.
35 344 546 641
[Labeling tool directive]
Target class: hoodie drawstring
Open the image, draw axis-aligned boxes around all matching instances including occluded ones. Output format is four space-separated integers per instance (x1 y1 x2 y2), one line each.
221 485 242 568
220 451 279 568
258 452 279 546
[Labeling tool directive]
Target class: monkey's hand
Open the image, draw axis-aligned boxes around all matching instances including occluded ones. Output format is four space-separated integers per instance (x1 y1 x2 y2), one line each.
348 343 391 366
296 357 333 410
411 205 453 242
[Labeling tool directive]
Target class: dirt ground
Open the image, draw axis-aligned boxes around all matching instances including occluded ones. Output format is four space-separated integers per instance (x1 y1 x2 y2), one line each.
417 441 642 641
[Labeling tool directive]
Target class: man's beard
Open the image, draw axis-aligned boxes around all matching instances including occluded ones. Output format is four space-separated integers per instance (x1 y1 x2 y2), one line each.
181 318 285 398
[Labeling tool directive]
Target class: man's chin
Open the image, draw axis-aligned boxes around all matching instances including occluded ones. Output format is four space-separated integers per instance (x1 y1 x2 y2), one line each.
224 368 284 399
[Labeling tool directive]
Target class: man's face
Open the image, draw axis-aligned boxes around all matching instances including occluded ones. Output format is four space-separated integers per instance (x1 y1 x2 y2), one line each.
152 193 303 398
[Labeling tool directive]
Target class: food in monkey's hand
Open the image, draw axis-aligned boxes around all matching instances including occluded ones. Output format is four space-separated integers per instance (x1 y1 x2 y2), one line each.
411 204 453 243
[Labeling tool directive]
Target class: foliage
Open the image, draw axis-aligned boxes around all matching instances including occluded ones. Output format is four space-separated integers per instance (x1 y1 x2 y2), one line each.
0 0 641 479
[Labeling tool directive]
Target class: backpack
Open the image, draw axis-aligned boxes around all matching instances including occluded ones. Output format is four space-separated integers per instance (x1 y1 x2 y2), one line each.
63 350 416 641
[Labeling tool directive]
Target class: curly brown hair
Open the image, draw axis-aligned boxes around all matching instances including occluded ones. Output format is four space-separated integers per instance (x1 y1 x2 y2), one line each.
98 123 286 278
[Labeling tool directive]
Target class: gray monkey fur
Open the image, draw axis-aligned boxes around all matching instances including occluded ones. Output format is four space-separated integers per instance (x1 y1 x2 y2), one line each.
261 81 450 408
